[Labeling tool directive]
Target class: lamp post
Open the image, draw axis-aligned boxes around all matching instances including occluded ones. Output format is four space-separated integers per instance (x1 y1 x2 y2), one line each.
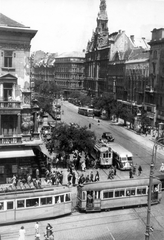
145 137 163 239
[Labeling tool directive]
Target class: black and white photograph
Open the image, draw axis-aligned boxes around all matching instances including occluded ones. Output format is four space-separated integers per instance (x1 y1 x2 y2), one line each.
0 0 164 239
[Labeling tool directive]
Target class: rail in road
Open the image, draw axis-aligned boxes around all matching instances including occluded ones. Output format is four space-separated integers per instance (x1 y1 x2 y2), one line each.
0 208 147 240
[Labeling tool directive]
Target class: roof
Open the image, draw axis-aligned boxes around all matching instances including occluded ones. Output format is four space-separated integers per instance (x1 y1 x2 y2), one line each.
128 48 149 61
0 13 29 28
105 143 133 157
56 51 85 58
79 178 160 192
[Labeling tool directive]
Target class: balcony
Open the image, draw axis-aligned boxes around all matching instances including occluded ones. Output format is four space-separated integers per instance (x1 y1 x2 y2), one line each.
0 101 21 109
0 135 22 145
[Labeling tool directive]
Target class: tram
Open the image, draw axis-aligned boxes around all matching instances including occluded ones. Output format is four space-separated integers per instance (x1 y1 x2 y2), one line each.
91 142 113 167
0 186 72 224
77 178 162 212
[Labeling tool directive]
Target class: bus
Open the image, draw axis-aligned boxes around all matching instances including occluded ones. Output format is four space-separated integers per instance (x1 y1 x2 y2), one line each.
77 178 162 212
78 107 93 117
105 142 133 170
0 186 72 224
90 142 113 167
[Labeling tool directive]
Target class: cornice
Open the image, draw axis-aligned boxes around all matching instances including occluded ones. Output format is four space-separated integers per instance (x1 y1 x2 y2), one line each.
0 42 30 51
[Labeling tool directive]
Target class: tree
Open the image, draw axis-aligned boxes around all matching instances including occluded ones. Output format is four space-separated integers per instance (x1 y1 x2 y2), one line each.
92 95 114 118
50 122 96 154
140 112 151 129
34 81 61 114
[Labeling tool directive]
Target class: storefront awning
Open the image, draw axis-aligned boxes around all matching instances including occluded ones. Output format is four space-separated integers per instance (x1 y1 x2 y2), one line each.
0 148 35 159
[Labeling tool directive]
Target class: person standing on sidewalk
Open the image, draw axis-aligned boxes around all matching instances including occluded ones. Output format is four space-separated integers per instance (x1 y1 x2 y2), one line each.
138 165 142 176
18 226 26 240
34 221 40 235
129 168 133 178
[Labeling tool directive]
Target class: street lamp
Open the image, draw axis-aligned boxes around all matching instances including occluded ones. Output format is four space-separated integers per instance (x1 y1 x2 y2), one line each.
145 137 164 239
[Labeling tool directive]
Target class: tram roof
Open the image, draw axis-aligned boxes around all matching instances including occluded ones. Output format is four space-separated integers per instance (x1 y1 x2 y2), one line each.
79 178 160 191
0 186 71 200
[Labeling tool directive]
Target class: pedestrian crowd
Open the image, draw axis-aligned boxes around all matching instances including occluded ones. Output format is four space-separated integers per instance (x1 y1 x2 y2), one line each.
129 164 142 179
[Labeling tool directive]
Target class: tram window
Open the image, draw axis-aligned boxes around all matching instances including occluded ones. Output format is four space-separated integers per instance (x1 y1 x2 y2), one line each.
126 189 135 196
55 196 60 204
55 195 64 203
17 200 24 208
137 188 146 195
115 189 125 197
95 191 100 199
60 195 64 202
26 198 39 207
65 193 71 202
82 191 86 200
41 197 52 205
7 201 13 210
0 202 4 210
103 191 113 199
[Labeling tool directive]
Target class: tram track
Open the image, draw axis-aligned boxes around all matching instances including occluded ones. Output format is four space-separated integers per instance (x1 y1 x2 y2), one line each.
0 208 143 239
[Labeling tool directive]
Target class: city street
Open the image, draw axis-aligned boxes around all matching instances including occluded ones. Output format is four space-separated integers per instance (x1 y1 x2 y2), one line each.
1 101 164 240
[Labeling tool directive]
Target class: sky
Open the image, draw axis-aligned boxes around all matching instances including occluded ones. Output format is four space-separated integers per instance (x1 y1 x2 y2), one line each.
1 0 164 54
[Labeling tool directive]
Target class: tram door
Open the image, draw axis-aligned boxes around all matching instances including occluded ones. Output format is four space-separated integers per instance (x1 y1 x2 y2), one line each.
86 190 101 211
151 184 158 202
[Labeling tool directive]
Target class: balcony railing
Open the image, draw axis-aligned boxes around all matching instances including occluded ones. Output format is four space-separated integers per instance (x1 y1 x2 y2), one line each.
0 135 22 145
0 101 21 109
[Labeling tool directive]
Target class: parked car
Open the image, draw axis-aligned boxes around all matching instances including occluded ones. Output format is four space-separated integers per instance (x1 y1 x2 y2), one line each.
102 132 114 142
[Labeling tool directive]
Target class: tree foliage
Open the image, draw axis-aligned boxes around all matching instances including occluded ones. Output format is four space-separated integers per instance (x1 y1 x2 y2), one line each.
92 95 114 118
34 80 61 113
50 122 96 153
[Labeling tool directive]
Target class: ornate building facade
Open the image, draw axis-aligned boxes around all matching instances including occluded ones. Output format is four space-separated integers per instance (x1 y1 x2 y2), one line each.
54 51 85 98
84 0 110 97
0 13 45 183
148 28 164 125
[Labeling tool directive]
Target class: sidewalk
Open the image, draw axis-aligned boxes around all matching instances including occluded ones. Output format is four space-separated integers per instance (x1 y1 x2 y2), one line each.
111 118 164 155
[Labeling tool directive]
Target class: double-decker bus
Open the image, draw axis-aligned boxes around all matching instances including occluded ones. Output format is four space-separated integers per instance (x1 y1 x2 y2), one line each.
77 178 162 212
0 186 72 224
90 141 113 167
105 142 133 170
78 107 93 117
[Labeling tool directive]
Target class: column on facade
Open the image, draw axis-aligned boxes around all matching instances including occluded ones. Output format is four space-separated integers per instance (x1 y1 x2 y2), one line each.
0 84 3 101
17 113 21 134
0 114 1 135
12 84 16 100
34 112 38 132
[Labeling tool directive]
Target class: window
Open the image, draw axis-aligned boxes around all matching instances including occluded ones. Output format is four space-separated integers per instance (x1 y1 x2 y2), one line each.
4 51 13 67
103 191 113 199
41 197 52 205
7 201 14 210
126 189 136 196
65 193 71 202
55 195 64 204
0 202 4 210
26 198 39 207
137 188 146 195
115 189 125 197
82 191 86 200
17 200 25 208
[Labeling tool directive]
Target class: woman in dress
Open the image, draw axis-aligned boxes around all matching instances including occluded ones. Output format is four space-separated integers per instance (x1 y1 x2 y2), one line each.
18 226 26 240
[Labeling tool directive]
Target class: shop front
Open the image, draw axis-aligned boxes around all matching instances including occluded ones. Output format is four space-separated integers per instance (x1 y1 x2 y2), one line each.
0 147 35 184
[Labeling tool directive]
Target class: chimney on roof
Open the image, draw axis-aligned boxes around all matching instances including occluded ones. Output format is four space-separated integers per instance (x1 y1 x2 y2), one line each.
130 35 135 43
118 30 122 33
